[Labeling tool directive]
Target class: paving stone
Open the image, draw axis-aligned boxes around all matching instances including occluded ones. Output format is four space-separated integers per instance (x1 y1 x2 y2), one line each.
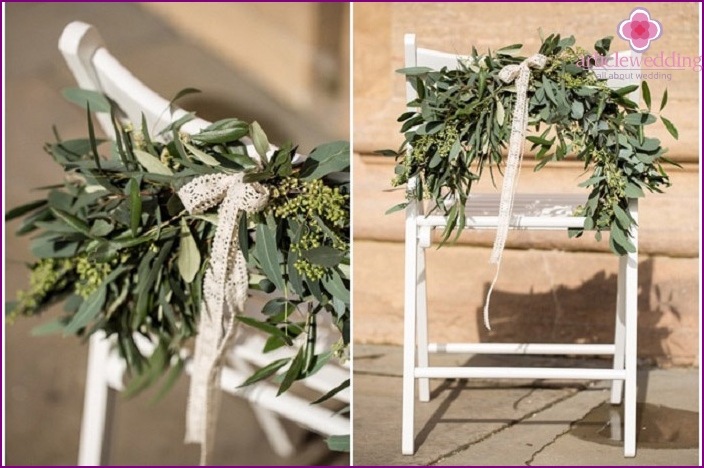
353 345 700 467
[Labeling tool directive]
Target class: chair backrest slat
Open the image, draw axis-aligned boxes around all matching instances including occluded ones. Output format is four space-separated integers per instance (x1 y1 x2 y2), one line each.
59 21 209 137
404 33 641 105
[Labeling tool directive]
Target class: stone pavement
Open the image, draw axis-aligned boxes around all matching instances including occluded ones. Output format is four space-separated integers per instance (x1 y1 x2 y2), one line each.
353 344 700 466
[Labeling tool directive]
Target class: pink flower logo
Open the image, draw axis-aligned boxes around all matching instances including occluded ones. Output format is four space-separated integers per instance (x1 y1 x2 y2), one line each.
618 8 663 52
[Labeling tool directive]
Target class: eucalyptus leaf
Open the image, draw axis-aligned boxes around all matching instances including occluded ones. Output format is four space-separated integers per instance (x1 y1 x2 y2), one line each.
63 286 107 335
660 116 679 140
250 121 270 159
299 141 350 180
238 358 290 387
254 222 285 291
177 219 201 283
134 149 174 175
641 80 651 110
184 142 221 166
326 435 350 452
5 199 47 221
62 88 111 113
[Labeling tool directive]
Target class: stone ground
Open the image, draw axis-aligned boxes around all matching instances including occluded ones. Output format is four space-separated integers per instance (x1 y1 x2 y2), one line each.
4 3 347 466
353 344 700 466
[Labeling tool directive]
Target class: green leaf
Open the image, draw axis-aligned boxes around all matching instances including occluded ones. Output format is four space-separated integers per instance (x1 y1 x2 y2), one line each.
302 246 344 268
613 204 633 229
623 112 656 126
496 43 523 56
641 80 651 110
134 149 174 175
571 101 584 120
385 202 409 215
169 87 201 107
160 112 196 135
236 316 292 344
90 219 114 237
126 178 142 237
254 221 285 291
659 89 668 111
149 359 185 405
5 199 47 221
177 219 201 283
396 66 433 75
278 347 305 395
637 137 661 152
61 88 111 113
221 151 258 169
261 298 297 317
183 142 221 166
50 208 92 237
326 435 350 452
123 340 168 398
86 103 102 170
31 318 67 336
322 270 350 304
250 121 270 160
614 84 639 96
610 222 636 253
625 183 645 198
526 135 555 147
594 36 613 56
311 378 349 405
238 358 290 388
190 126 249 144
64 286 107 334
660 116 679 140
495 99 505 125
299 141 350 181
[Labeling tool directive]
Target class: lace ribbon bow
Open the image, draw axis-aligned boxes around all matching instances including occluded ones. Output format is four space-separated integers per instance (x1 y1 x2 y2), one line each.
483 54 547 330
178 173 269 465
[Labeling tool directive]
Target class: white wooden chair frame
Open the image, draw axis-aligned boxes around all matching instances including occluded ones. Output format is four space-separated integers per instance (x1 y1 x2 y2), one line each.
58 21 349 466
401 34 640 457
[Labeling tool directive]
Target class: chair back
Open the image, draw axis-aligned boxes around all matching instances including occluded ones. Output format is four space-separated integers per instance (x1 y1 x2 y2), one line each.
59 21 209 138
404 34 641 106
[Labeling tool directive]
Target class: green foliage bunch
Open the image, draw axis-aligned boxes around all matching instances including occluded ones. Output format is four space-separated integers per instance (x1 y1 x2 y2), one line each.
383 33 679 253
6 90 350 405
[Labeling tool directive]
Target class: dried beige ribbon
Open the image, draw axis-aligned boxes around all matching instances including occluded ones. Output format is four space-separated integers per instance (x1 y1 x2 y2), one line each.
178 173 269 465
483 54 547 330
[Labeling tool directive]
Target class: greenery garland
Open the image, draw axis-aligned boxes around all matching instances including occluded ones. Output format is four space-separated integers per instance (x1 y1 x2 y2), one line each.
382 33 678 254
7 89 350 412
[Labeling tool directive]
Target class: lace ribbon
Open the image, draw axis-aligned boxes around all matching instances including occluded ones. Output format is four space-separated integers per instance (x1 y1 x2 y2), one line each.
178 173 269 465
483 54 546 330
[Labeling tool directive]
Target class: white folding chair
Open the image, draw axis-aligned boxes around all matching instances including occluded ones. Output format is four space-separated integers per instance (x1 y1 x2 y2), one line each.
401 33 640 457
58 21 349 466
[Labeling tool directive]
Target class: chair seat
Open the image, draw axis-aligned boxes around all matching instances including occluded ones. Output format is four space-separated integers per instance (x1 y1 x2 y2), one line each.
421 193 588 229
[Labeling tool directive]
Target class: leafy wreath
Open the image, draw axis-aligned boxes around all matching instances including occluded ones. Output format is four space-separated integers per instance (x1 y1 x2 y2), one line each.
7 89 350 410
382 33 678 254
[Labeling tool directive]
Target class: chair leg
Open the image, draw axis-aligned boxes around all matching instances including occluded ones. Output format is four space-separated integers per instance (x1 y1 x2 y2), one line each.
234 357 296 457
416 246 430 402
250 405 296 458
611 255 627 405
623 201 639 457
78 332 116 466
402 215 419 455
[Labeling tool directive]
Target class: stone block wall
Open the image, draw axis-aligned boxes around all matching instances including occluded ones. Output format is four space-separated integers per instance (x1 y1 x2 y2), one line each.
352 2 700 366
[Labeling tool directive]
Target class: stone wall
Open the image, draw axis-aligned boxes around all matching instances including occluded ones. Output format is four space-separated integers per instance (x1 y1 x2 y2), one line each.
352 2 700 366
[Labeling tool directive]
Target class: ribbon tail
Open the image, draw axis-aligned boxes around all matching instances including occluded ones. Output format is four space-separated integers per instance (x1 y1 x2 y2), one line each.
185 294 221 465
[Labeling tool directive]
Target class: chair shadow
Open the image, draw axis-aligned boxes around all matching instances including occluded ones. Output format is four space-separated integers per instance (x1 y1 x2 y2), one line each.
476 258 675 364
415 369 655 449
415 259 676 450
